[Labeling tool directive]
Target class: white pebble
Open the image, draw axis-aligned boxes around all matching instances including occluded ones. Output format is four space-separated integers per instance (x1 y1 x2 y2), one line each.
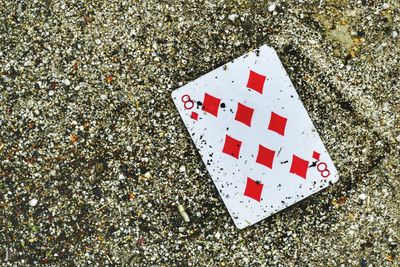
24 61 33 67
383 3 390 9
396 134 400 143
228 14 238 22
178 204 190 222
63 79 71 86
48 90 55 96
100 94 107 100
215 232 221 239
359 193 367 200
95 39 102 45
2 75 10 83
126 145 133 152
179 165 186 173
118 173 125 180
29 198 38 207
178 227 186 233
392 31 398 38
268 3 276 12
144 172 152 179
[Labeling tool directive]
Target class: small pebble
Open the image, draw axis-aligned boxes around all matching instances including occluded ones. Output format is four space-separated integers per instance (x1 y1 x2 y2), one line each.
178 227 186 233
228 14 238 22
359 193 367 200
360 259 367 267
178 204 190 222
144 172 152 179
268 3 276 12
126 145 133 152
63 79 71 86
2 75 10 82
48 90 55 96
100 94 107 100
29 198 38 207
179 165 186 173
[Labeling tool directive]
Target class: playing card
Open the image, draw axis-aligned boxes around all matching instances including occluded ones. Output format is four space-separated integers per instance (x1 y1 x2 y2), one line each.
171 45 339 229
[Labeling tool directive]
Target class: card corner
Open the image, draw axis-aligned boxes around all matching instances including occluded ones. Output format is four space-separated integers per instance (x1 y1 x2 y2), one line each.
171 89 178 98
331 175 340 184
235 223 247 230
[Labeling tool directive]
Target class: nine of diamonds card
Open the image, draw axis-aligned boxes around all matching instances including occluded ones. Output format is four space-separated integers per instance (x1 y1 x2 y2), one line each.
171 45 339 229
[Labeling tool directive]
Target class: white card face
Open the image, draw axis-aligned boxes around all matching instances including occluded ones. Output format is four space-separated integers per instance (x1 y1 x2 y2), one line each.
171 45 339 229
